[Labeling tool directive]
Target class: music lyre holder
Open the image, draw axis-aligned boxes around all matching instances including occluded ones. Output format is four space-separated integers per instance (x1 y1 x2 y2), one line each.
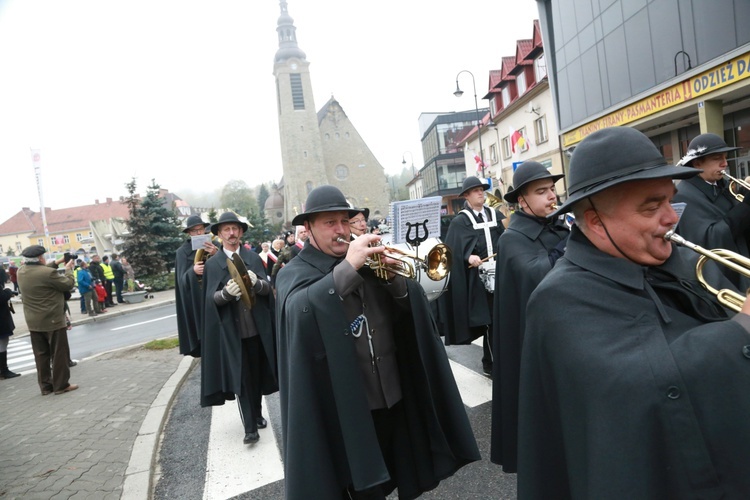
405 220 429 276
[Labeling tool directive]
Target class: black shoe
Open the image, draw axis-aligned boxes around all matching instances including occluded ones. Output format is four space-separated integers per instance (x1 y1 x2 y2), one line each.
483 366 492 378
243 431 259 444
1 370 20 379
256 417 267 429
69 360 78 367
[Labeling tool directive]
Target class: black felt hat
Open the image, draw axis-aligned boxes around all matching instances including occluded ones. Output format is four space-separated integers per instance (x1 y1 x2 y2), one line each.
21 245 46 258
351 207 370 220
552 127 699 216
504 161 565 203
292 185 358 226
182 215 210 233
459 176 490 197
676 133 741 166
210 211 249 235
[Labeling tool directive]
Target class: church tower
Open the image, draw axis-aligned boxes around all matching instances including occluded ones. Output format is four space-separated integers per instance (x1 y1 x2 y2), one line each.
273 0 328 223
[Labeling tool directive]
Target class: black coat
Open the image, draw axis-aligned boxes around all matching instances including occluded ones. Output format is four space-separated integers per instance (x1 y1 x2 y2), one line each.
673 175 750 290
490 211 568 472
518 226 750 499
275 244 480 500
88 261 106 283
0 288 15 339
174 240 203 357
437 205 505 344
200 247 278 407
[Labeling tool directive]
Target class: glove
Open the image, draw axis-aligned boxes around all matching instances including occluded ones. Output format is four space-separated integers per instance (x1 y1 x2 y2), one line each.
247 269 258 287
225 279 242 298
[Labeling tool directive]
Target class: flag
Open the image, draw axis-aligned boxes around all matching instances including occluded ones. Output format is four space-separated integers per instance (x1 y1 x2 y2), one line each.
510 127 526 153
473 153 484 175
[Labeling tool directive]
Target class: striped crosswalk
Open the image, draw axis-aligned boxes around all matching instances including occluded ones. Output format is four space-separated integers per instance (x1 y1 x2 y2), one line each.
6 338 35 372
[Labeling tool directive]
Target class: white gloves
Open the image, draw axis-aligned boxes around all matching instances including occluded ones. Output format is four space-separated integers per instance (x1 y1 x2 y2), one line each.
225 279 242 298
247 269 258 287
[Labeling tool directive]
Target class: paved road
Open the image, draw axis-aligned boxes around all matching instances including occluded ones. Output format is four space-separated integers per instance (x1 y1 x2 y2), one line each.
154 338 518 499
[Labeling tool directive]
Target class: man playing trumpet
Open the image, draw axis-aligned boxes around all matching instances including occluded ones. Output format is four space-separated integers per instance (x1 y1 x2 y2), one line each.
275 185 479 500
673 132 750 289
518 127 750 499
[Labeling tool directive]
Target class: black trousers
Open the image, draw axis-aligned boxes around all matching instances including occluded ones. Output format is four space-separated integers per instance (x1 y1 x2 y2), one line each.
343 401 406 500
105 279 115 305
237 336 263 434
114 277 125 303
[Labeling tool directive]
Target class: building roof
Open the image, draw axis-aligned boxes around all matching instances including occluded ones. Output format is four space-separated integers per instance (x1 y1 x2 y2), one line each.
0 198 130 238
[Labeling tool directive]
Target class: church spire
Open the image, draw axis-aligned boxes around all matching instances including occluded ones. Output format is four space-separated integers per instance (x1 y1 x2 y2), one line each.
274 0 306 63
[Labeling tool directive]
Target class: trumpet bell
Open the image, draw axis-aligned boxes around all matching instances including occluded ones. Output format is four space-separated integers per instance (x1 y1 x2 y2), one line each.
425 243 452 281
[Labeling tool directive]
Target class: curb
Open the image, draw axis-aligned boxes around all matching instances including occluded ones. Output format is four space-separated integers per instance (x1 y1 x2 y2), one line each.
122 355 197 500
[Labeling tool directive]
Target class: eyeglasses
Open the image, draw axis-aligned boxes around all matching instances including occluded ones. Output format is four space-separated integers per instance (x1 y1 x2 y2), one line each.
349 218 366 225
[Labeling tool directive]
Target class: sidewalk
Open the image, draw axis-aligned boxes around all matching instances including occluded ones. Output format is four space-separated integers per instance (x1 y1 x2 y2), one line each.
1 287 196 500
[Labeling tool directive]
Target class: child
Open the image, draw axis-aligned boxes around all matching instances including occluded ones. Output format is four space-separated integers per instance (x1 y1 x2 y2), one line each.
94 280 108 313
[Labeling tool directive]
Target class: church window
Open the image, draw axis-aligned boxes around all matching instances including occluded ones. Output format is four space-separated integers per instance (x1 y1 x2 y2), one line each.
303 151 308 158
290 74 305 110
345 132 350 139
325 133 330 140
276 211 282 219
335 132 340 139
300 125 304 131
335 165 349 180
306 181 313 194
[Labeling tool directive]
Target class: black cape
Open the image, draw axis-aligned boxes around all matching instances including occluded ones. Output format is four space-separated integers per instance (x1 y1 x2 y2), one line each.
518 226 750 499
174 240 203 357
490 211 568 472
275 244 480 500
200 247 278 407
438 206 504 344
673 175 750 290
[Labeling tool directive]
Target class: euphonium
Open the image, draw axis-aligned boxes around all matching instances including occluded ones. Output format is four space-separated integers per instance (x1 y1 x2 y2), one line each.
336 235 451 282
664 229 750 312
722 170 750 202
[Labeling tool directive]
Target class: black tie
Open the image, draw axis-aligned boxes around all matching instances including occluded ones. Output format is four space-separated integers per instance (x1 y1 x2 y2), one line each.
476 212 484 223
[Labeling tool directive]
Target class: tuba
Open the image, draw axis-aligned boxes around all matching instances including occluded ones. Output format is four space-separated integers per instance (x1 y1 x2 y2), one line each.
486 191 504 210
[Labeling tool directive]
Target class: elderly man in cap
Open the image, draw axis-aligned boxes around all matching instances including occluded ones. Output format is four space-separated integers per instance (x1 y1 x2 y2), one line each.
438 175 505 376
201 211 277 445
16 245 79 395
275 185 479 500
672 132 750 290
290 225 308 258
489 161 568 473
174 214 218 357
349 207 370 237
518 127 750 499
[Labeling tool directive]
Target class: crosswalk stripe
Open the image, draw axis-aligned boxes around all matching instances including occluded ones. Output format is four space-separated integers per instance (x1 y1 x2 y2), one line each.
203 395 284 500
448 359 492 408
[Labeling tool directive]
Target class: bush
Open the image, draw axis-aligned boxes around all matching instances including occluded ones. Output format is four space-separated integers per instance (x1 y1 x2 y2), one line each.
138 274 172 291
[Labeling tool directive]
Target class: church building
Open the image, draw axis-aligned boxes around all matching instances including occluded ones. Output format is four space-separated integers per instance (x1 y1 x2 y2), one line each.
270 0 390 226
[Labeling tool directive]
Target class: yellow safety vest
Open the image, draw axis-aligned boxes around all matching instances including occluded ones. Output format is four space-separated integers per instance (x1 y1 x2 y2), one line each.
101 263 114 280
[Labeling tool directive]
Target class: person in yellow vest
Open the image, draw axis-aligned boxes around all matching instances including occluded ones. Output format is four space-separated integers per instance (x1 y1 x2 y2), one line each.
100 256 116 307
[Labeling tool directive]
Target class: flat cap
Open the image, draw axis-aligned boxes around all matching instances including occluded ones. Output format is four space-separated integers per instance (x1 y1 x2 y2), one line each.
21 245 46 258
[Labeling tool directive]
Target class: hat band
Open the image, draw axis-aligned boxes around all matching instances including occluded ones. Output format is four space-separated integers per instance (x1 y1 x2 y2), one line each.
570 159 668 195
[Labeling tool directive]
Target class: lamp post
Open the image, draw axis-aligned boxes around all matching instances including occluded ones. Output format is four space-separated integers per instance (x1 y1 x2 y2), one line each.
454 69 485 179
402 151 415 177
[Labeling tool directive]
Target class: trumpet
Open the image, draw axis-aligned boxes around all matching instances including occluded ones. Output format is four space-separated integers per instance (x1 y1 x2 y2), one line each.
664 229 749 312
336 235 452 282
722 171 750 202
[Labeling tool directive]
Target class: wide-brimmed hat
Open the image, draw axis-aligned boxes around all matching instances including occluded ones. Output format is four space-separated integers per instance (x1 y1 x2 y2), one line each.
504 161 565 203
552 127 699 216
210 211 249 235
459 176 490 197
350 207 370 220
182 214 210 233
676 133 741 166
291 185 358 226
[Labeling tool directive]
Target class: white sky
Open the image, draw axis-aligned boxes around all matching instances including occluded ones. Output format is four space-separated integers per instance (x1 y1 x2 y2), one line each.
0 0 541 223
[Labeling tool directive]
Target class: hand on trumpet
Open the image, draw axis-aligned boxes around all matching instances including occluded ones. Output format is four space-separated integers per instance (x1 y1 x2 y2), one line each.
344 233 385 270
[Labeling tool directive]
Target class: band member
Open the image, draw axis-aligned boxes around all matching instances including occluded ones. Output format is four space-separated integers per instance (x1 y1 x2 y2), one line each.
275 185 479 499
201 211 278 445
438 176 505 376
349 208 370 237
673 132 750 289
518 127 750 498
489 161 568 473
174 215 217 357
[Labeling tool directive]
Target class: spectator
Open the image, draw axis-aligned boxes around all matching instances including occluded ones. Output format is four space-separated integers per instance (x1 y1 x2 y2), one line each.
94 280 108 313
16 245 78 395
121 257 135 293
77 261 99 317
8 261 19 294
1 284 20 379
110 254 125 304
101 255 116 307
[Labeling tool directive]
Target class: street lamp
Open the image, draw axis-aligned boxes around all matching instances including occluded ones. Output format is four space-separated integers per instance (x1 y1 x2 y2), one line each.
454 69 485 179
402 151 415 177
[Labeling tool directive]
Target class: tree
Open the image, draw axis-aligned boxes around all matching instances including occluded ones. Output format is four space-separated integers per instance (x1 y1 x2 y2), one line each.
257 183 270 215
6 248 15 257
121 178 183 279
207 207 218 224
220 180 256 217
242 209 274 247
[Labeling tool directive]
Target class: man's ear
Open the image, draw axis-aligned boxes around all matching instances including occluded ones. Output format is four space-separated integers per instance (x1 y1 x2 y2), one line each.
581 207 605 239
